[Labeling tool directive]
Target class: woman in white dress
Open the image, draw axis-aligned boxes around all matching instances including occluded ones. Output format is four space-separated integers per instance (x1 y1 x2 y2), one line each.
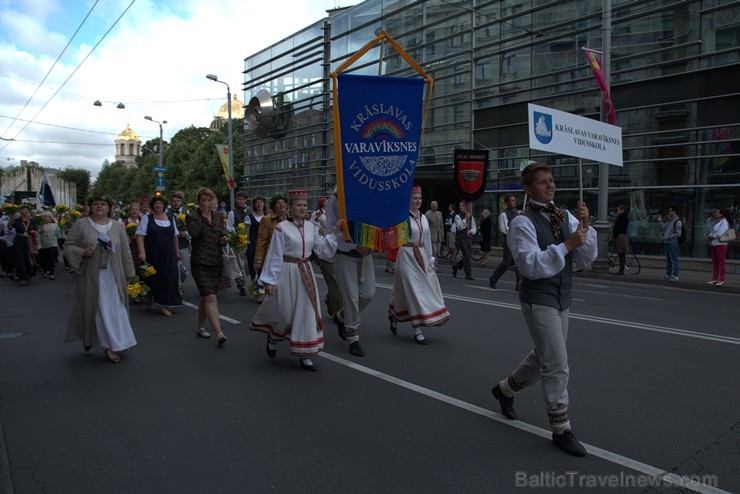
64 194 136 363
249 190 340 371
388 186 451 344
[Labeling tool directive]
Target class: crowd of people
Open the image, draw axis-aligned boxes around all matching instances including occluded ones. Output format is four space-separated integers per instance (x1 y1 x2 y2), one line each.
1 163 735 457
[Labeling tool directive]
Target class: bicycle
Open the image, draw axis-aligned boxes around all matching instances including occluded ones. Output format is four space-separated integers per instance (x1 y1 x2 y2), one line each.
608 250 641 274
439 234 482 261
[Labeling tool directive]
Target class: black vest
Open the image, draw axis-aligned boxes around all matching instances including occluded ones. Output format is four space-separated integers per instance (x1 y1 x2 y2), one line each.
517 207 573 311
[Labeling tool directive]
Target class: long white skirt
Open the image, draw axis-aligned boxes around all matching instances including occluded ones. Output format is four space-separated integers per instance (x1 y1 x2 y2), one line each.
95 267 137 352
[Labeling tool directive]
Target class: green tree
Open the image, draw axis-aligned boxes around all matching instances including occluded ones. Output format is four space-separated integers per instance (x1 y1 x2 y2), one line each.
93 161 136 202
57 167 91 203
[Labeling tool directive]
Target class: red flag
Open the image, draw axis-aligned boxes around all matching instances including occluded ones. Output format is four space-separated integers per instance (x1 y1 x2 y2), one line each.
583 48 618 126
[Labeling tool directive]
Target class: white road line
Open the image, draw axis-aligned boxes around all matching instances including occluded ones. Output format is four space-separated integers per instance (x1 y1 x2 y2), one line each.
181 300 241 325
319 352 730 494
374 284 740 346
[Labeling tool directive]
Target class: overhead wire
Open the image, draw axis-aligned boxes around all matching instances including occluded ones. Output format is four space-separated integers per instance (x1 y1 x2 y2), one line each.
0 0 137 154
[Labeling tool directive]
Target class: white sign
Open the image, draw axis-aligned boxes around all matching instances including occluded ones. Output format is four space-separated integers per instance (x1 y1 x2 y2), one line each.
528 103 623 167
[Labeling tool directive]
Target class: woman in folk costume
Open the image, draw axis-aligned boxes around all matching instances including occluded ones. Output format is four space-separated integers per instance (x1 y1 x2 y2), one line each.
388 186 451 344
64 194 136 363
249 190 341 371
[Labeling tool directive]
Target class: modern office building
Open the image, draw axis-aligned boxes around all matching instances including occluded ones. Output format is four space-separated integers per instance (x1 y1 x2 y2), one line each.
241 0 738 259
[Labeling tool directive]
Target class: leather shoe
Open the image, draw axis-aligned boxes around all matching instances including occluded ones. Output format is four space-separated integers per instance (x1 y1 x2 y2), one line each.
336 321 347 341
489 277 496 289
349 341 365 356
413 333 427 345
465 275 474 280
452 266 458 278
300 358 317 371
389 316 398 335
491 384 518 420
266 336 277 359
552 430 587 457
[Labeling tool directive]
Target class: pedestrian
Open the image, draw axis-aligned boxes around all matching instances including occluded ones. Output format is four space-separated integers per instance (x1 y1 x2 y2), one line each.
37 212 62 280
658 206 682 282
451 200 476 280
479 209 492 267
425 200 444 260
64 194 136 363
311 196 343 332
0 209 12 278
226 190 252 296
253 193 288 303
249 190 341 371
489 162 597 457
246 195 266 285
388 186 450 344
167 191 191 291
445 203 457 259
187 187 228 345
707 208 731 286
489 194 519 290
325 193 374 357
612 203 629 276
10 207 38 286
136 195 182 316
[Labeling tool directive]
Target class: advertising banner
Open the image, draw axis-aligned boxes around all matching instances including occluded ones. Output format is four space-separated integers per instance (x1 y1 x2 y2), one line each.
216 144 236 189
528 103 623 167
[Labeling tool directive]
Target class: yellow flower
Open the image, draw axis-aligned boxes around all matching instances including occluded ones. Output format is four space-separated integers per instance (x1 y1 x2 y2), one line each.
237 223 246 231
128 283 142 298
144 265 156 277
125 222 138 235
178 213 186 222
70 210 81 218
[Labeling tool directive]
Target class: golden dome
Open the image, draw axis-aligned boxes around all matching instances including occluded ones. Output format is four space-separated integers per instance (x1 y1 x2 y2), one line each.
217 95 244 120
117 125 140 142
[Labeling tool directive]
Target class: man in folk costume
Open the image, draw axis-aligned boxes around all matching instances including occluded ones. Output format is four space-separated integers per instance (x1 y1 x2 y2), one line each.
310 197 345 336
451 200 476 280
325 193 374 357
489 193 520 290
425 200 444 263
490 162 597 457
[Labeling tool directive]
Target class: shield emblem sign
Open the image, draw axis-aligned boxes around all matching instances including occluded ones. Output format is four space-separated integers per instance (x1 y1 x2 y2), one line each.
453 149 489 201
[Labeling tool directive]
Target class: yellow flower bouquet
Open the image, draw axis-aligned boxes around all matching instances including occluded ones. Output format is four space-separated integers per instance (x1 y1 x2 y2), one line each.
226 226 249 253
127 276 151 300
175 212 187 231
125 222 138 237
139 261 157 278
55 204 69 213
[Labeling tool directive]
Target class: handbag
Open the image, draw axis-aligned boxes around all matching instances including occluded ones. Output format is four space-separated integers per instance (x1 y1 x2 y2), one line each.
222 247 242 279
719 228 736 243
178 259 189 283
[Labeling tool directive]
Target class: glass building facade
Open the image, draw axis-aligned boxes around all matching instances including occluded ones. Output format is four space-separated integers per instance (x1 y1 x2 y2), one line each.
242 0 739 259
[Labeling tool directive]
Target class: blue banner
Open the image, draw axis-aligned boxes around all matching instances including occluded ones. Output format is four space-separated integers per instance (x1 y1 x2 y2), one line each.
336 74 424 250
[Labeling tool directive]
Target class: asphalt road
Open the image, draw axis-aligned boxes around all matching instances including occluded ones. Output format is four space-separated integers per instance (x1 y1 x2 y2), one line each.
1 261 738 494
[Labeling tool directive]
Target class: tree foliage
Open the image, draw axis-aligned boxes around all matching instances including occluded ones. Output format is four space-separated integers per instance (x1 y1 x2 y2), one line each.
92 120 244 206
57 167 91 203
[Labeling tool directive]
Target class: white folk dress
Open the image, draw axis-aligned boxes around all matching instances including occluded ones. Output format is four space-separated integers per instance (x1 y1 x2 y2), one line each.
249 219 338 356
389 211 451 327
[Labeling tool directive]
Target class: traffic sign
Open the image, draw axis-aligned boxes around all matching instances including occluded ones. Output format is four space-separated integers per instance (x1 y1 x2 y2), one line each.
154 167 167 172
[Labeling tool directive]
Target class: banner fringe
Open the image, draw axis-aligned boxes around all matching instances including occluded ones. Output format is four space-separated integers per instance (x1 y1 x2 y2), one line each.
348 220 409 252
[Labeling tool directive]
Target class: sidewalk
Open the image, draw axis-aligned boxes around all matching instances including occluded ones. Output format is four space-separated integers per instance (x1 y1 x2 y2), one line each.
384 252 740 295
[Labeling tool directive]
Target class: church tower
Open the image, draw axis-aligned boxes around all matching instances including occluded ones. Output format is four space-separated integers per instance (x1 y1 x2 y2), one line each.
115 124 141 168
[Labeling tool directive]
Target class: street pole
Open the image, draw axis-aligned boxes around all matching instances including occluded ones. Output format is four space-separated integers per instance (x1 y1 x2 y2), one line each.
591 0 612 273
227 85 235 212
158 122 163 169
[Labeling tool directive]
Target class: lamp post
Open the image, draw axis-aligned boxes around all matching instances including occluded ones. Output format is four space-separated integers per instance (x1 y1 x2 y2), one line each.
206 73 235 211
144 116 167 169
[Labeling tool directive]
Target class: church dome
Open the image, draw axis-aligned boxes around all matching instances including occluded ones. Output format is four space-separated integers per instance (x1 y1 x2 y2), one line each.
217 95 244 120
117 125 140 142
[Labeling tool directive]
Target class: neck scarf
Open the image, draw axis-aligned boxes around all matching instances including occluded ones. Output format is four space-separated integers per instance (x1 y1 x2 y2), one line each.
529 202 566 240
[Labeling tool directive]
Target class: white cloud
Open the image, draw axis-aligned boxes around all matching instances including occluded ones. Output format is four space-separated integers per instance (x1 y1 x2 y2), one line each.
0 0 361 178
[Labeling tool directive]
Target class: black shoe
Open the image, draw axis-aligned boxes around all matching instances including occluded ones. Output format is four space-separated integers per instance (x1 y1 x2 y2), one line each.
491 384 518 420
465 275 474 280
489 277 496 289
349 341 365 357
266 336 276 359
239 287 247 296
389 316 398 335
552 430 587 457
300 358 317 372
413 333 427 345
452 266 458 278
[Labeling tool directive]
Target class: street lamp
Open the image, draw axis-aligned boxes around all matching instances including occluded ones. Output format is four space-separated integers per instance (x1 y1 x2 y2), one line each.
144 115 167 169
93 100 126 109
206 73 235 211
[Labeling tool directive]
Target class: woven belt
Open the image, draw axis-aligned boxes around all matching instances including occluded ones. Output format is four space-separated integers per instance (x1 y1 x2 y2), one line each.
283 256 309 263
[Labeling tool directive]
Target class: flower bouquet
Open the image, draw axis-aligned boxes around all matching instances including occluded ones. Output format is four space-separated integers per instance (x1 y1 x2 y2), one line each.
3 204 20 216
127 276 151 300
225 224 249 252
125 221 138 237
175 212 187 231
247 278 260 298
139 261 157 279
59 209 82 232
55 204 69 214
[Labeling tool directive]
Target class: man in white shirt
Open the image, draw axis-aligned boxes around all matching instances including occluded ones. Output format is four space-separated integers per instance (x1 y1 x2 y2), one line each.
451 200 476 280
489 194 520 290
490 162 597 457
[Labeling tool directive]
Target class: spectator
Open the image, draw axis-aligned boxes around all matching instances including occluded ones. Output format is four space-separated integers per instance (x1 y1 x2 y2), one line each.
425 200 444 260
612 204 629 276
658 206 682 282
707 208 731 286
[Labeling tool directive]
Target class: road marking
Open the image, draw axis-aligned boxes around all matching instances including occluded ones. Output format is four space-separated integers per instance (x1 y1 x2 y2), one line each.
319 352 730 494
181 300 241 325
374 284 740 346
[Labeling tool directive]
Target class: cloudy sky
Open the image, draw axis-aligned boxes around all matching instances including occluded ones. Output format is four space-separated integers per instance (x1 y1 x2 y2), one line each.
0 0 361 178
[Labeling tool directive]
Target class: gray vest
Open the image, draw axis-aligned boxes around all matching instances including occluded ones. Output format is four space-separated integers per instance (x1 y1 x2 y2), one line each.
517 207 573 311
